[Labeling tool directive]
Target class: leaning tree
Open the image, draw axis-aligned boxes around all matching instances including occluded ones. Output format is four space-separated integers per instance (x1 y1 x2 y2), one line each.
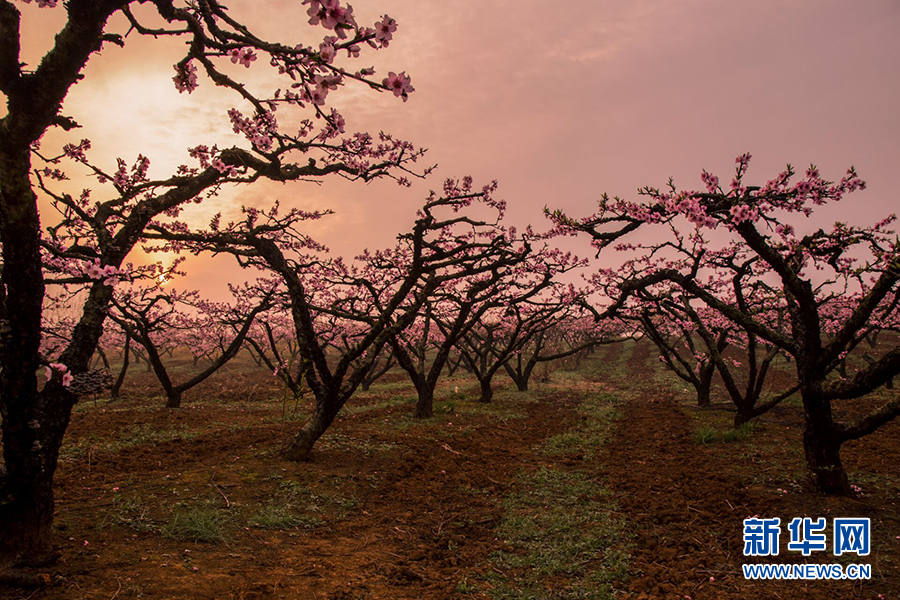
0 0 425 560
388 244 582 417
552 154 900 494
147 177 530 458
590 234 800 420
108 281 272 408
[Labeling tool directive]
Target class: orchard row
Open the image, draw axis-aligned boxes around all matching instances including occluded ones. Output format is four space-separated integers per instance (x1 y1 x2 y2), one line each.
1 0 897 565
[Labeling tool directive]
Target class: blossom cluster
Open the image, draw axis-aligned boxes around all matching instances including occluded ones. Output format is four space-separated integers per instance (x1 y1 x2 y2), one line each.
82 259 128 286
173 61 199 94
45 363 72 387
17 0 58 7
227 109 277 152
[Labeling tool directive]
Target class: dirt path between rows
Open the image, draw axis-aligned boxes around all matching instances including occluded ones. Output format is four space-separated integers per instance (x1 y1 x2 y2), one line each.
294 393 582 600
4 346 896 600
5 391 581 600
599 343 893 600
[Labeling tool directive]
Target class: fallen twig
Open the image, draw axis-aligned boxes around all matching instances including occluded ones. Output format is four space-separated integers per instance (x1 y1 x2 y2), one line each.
440 443 462 455
209 480 231 509
110 577 122 600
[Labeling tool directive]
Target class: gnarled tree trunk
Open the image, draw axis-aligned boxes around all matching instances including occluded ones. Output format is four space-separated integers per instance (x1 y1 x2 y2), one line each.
478 377 494 403
695 365 714 408
283 394 342 461
414 386 434 419
0 147 58 562
801 389 849 494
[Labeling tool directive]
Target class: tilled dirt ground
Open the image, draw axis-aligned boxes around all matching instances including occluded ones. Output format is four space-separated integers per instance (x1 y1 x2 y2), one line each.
2 375 585 599
596 342 899 600
1 345 898 599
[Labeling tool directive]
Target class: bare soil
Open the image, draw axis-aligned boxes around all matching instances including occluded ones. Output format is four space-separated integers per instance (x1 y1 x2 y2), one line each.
1 344 898 599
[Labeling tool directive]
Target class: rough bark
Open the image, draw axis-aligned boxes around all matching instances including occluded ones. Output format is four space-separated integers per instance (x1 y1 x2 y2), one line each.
802 393 850 494
0 147 57 561
696 365 713 408
797 386 853 496
414 387 434 419
282 396 342 461
478 377 494 404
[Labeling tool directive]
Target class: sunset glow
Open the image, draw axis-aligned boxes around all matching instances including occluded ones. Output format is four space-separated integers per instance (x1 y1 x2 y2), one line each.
12 0 898 298
2 2 899 596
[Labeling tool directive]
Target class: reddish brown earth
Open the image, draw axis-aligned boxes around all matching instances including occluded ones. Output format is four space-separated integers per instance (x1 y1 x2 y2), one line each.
1 370 584 599
1 344 898 599
597 342 900 600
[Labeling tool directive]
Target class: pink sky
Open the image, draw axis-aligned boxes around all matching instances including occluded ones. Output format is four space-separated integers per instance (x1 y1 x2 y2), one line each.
15 0 900 299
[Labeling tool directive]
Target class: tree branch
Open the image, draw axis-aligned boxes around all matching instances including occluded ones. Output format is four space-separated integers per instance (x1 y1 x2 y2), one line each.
839 396 900 443
824 346 900 401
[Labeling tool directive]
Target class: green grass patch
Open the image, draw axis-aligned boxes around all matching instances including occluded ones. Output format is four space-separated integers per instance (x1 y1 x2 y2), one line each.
160 506 228 543
357 379 415 393
93 494 158 533
390 394 530 431
693 422 755 445
245 477 359 529
59 423 201 462
437 395 531 420
456 577 478 594
694 424 717 445
342 395 412 415
583 341 635 383
483 381 630 599
247 504 324 530
117 423 196 449
488 467 629 599
541 393 620 460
